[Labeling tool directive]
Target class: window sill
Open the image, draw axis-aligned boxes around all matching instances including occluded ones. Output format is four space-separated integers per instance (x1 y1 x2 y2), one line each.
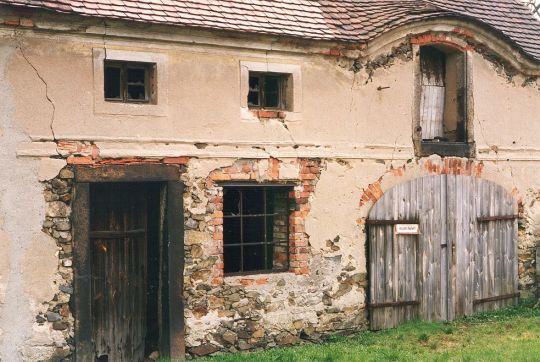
420 141 474 158
250 109 286 119
240 107 302 122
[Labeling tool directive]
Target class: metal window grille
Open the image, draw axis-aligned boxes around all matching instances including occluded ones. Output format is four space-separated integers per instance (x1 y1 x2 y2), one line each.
223 186 291 275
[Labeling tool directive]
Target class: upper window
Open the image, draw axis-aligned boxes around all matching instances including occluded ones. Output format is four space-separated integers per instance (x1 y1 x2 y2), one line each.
418 45 470 157
222 186 291 275
104 61 156 103
248 72 288 109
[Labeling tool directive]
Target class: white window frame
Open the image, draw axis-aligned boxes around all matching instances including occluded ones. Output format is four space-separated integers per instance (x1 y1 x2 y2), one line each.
93 48 168 117
240 61 302 122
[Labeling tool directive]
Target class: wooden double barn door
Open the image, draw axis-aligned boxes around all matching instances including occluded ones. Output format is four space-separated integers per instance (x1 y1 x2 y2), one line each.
368 175 518 330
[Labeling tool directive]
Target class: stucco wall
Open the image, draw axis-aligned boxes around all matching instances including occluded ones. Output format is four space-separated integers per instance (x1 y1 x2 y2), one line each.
0 9 539 361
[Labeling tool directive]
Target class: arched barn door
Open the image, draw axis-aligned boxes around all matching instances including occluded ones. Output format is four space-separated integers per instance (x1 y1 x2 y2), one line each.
367 175 518 330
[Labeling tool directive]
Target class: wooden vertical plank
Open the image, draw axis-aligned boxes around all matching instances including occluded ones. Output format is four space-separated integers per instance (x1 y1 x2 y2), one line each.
73 183 93 362
446 174 457 321
167 181 185 359
440 175 448 320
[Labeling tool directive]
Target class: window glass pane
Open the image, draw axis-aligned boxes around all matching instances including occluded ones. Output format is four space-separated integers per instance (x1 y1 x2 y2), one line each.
127 67 146 84
248 76 260 106
223 186 291 274
224 246 241 274
243 244 266 272
127 85 146 100
104 66 121 99
223 218 241 245
264 76 280 108
243 217 265 244
242 188 264 215
223 188 241 216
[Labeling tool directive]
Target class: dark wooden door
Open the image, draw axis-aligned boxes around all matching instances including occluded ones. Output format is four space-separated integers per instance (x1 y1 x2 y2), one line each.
90 183 148 362
368 175 518 330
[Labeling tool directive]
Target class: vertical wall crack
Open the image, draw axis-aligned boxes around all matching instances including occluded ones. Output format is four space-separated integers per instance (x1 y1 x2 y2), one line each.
16 34 60 156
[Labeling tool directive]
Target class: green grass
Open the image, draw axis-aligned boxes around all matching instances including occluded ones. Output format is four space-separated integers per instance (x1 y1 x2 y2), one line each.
197 299 540 362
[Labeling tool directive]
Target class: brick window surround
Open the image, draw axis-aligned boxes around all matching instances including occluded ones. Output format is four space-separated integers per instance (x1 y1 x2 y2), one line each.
206 159 320 285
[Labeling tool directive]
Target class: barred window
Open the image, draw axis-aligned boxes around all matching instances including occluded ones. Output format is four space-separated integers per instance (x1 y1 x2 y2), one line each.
223 186 291 275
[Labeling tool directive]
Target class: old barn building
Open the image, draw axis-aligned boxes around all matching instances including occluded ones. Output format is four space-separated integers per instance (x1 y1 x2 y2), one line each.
0 0 539 360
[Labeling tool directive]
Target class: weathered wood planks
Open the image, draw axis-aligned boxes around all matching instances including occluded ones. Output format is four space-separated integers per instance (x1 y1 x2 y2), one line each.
368 175 518 330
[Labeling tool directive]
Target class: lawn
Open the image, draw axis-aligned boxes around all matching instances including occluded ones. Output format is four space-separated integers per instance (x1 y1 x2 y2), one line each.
201 299 540 362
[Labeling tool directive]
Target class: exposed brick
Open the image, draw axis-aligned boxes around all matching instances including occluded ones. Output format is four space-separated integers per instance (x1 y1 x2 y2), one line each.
162 156 189 164
66 156 93 165
255 278 268 285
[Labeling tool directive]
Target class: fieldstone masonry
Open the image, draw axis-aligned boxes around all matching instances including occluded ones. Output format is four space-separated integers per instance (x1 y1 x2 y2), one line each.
40 167 75 361
182 158 369 357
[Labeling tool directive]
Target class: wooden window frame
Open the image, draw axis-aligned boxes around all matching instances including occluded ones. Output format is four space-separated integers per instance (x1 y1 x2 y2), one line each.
414 43 475 158
72 164 184 361
247 72 288 110
104 60 156 104
222 185 291 276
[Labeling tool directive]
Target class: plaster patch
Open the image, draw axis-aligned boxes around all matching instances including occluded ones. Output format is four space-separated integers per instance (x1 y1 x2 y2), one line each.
187 158 232 179
38 157 66 181
279 161 300 179
22 232 60 309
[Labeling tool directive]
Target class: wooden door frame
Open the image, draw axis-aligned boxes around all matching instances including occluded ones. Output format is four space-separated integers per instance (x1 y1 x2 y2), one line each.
72 164 185 361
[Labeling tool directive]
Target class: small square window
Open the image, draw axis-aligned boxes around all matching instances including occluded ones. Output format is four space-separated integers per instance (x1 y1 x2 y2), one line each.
104 61 156 103
223 186 291 275
248 72 288 109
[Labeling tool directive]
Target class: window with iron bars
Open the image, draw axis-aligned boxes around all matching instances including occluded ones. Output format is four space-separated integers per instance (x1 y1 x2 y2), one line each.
223 186 291 275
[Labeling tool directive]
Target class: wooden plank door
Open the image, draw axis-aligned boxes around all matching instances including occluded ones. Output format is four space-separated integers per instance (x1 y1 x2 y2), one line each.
368 175 518 330
368 175 447 329
90 183 148 362
472 178 519 313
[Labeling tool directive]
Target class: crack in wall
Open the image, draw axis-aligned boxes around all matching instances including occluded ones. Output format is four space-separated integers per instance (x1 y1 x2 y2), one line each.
15 32 60 157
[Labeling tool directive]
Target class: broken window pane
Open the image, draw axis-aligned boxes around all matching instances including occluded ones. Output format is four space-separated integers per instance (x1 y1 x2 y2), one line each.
104 65 122 99
247 72 287 109
104 61 154 103
248 76 260 106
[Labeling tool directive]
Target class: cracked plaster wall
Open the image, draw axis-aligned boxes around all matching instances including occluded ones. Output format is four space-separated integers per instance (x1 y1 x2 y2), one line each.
0 38 65 361
0 15 539 360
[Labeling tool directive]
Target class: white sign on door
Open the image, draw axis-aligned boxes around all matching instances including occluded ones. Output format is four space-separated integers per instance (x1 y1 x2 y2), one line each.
394 224 420 235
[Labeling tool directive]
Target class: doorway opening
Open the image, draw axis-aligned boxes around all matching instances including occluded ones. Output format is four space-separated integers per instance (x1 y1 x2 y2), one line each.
72 164 185 362
90 183 167 361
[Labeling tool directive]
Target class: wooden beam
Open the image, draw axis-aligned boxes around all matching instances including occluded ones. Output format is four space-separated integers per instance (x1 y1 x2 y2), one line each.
75 164 180 182
167 181 185 359
477 215 518 222
368 300 420 308
472 292 520 305
366 220 418 225
72 183 93 362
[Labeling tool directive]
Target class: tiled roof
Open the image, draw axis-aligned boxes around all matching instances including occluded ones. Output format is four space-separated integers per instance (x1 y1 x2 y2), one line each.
1 0 539 61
